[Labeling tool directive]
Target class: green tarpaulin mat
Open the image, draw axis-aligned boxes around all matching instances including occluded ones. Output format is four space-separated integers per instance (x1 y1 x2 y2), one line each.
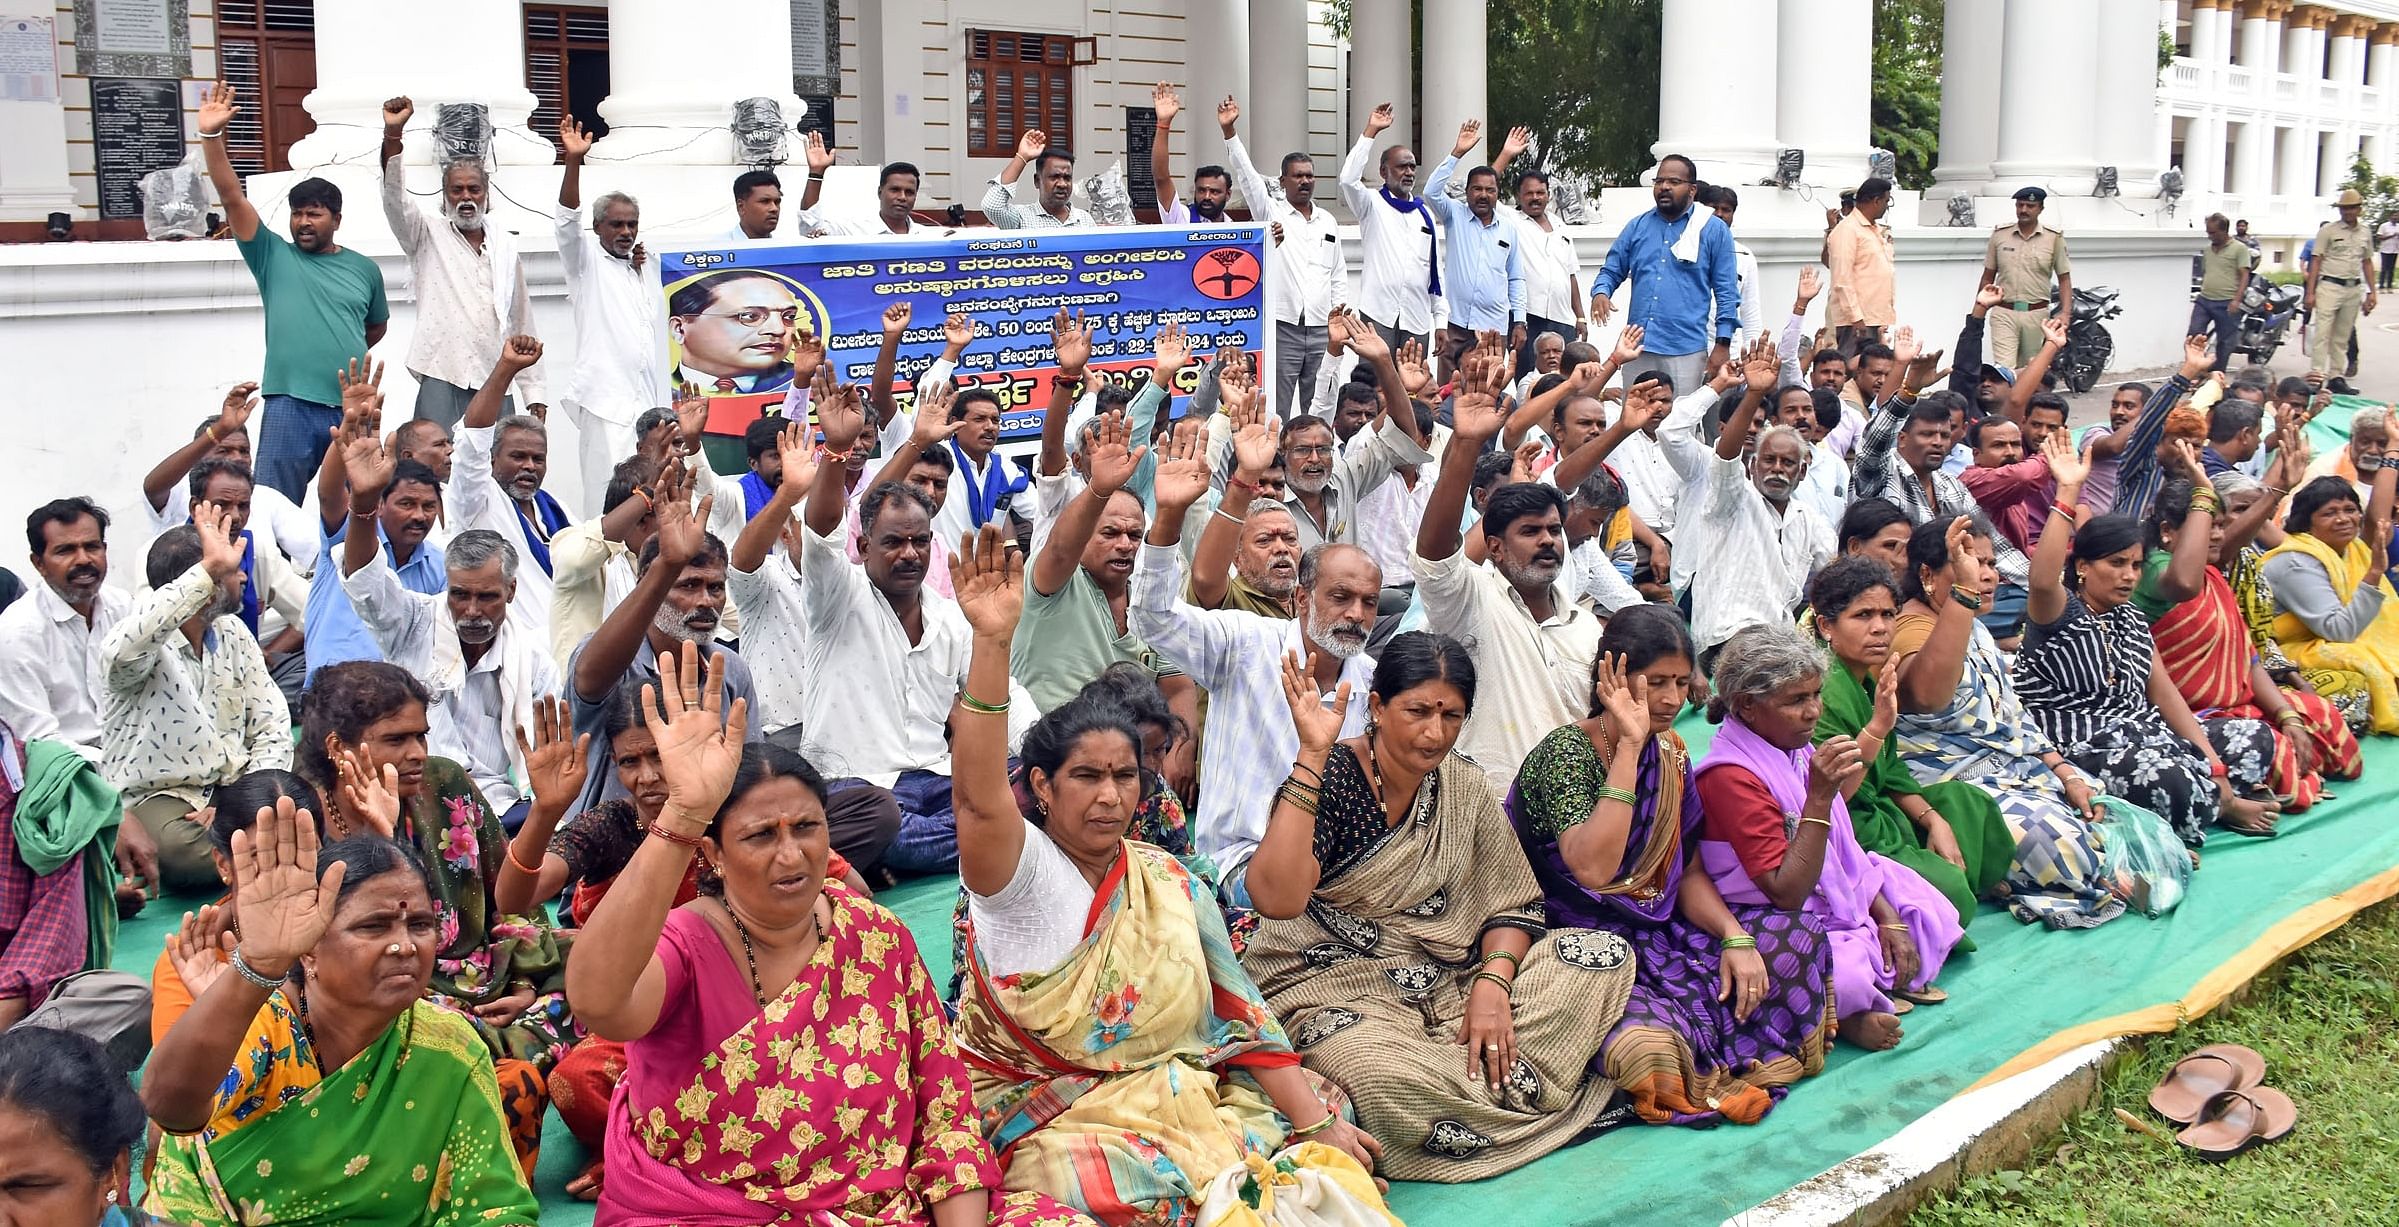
111 729 2399 1226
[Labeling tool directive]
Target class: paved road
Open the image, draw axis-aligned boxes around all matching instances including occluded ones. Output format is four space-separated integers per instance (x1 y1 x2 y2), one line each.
2056 307 2399 427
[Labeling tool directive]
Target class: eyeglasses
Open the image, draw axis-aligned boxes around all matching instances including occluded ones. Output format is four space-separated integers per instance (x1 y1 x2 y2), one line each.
696 308 801 328
1287 444 1335 459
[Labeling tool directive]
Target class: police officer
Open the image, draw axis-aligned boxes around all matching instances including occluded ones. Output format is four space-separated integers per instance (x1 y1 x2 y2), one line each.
1981 186 2072 368
2308 187 2379 389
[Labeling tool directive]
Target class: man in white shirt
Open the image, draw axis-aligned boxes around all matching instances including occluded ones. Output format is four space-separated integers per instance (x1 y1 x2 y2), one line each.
932 387 1029 547
378 97 546 428
141 389 322 571
1668 340 1834 664
1279 318 1434 547
554 118 667 515
1147 85 1231 226
0 499 131 763
980 130 1093 229
793 134 951 238
1216 96 1346 410
340 497 560 830
1507 162 1587 375
726 169 782 241
1340 102 1440 350
801 386 1033 875
451 338 574 644
1412 351 1604 786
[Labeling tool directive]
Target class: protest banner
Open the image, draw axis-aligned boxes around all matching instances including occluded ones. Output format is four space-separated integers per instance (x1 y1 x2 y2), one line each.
655 223 1270 458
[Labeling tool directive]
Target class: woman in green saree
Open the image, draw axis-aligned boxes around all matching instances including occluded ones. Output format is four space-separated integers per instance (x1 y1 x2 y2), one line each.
1806 557 2006 934
141 797 538 1225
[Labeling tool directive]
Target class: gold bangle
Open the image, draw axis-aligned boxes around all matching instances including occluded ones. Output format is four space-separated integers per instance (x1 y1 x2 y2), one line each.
1879 921 1910 932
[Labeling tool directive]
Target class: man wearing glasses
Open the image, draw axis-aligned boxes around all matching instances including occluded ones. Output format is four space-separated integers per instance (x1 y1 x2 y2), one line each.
1589 153 1739 398
668 270 803 396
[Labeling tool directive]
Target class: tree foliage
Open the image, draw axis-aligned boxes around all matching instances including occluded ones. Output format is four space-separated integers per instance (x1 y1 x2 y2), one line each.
2344 151 2399 224
1871 0 1944 190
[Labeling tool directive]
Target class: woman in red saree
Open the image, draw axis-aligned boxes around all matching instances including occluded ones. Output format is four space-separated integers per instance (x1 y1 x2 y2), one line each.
2131 467 2360 810
568 642 1090 1227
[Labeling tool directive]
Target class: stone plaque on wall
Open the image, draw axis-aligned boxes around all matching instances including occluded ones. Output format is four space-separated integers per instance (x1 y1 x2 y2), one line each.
791 0 839 97
92 75 185 219
73 0 191 79
1125 106 1158 210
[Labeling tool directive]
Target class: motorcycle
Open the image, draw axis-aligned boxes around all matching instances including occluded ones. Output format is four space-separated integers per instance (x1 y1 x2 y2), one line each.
2061 285 2121 393
2233 278 2303 367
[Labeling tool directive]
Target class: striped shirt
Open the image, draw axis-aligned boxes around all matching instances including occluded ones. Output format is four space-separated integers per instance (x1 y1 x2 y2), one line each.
2011 596 2157 751
1850 394 2034 587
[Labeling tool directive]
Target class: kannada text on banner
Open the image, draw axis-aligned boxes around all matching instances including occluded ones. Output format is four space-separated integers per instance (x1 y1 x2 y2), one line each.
656 223 1270 452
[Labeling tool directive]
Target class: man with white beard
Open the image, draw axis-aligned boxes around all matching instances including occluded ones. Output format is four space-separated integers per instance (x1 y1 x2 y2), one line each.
381 95 547 429
1135 431 1382 896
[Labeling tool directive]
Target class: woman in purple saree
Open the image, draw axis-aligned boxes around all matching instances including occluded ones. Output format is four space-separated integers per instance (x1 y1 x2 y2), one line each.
1692 624 1966 1053
1506 606 1834 1126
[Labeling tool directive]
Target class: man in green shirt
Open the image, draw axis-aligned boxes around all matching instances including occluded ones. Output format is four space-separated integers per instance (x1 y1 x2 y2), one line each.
2192 212 2255 374
196 84 390 502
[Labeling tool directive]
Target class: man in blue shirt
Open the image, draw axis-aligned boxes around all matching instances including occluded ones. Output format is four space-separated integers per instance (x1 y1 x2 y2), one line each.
1423 120 1526 375
1590 153 1739 397
305 452 445 680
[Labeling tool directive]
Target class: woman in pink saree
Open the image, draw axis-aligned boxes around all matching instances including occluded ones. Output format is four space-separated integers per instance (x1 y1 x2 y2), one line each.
567 641 1093 1227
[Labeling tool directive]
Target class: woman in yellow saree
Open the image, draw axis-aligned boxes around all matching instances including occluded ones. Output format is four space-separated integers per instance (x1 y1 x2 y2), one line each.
945 527 1382 1226
2263 467 2399 733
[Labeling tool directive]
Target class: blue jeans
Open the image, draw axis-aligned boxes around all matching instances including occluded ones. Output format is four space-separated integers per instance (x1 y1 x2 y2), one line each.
2189 297 2237 373
883 769 958 875
257 395 341 502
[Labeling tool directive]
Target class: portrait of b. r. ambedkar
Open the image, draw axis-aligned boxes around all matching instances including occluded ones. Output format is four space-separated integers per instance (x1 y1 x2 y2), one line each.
669 269 802 395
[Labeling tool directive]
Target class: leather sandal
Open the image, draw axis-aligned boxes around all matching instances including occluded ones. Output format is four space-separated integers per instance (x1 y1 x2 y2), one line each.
1892 984 1948 1006
2174 1086 2296 1160
2148 1044 2265 1124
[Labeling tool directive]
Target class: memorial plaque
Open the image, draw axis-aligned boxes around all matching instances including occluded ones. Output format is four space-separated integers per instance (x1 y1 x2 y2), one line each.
92 75 184 219
1125 105 1158 210
73 0 190 78
0 16 58 103
790 0 840 97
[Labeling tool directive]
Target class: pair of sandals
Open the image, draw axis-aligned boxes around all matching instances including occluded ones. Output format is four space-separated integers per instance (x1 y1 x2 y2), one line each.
2146 1043 2296 1160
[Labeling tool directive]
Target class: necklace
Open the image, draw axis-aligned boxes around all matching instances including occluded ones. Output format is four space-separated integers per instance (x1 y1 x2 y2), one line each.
728 903 825 1008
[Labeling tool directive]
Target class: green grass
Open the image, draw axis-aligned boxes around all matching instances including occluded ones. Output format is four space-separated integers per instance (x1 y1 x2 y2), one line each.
1912 902 2399 1227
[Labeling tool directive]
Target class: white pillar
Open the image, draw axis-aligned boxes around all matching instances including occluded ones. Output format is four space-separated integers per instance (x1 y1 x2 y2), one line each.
1654 0 1779 184
2284 16 2313 77
288 0 542 171
2094 0 2166 195
1990 0 2100 194
1419 0 1487 173
1181 0 1250 214
2186 112 2221 194
0 1 75 223
1348 0 1412 162
2319 130 2348 195
2237 3 2277 74
1774 0 1872 188
2277 123 2311 196
595 0 799 164
2191 0 2224 62
2329 23 2365 85
1245 0 1311 187
2371 32 2398 89
2231 119 2268 197
1932 0 2006 193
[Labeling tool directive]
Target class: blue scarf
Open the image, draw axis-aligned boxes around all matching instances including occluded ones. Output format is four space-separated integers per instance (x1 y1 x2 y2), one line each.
236 532 261 635
740 470 776 521
513 490 572 576
1379 185 1440 296
950 441 1027 528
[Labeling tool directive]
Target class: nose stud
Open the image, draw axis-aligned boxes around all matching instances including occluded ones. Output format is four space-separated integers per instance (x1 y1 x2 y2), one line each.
386 943 403 955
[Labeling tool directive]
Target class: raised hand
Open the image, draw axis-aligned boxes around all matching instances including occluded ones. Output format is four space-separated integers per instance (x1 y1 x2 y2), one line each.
499 335 543 373
882 301 912 337
2041 314 2070 351
804 129 834 176
1609 322 1646 367
1942 517 1987 591
1592 653 1651 748
1510 439 1543 483
1151 82 1181 128
512 694 591 815
1281 649 1352 754
381 96 413 130
907 385 962 451
1015 129 1048 161
1216 95 1241 137
1501 125 1532 160
1865 659 1901 740
333 745 400 838
791 330 826 387
1397 338 1434 398
1153 319 1191 377
337 356 385 421
1449 348 1513 442
651 483 709 570
1905 344 1945 390
1083 411 1147 496
1325 306 1353 357
1232 404 1281 479
1975 282 2004 312
814 378 868 455
1365 102 1394 139
1618 379 1671 435
949 523 1024 638
2179 333 2214 381
1744 334 1779 392
558 116 594 159
1808 735 1867 800
1345 317 1391 364
2043 419 2090 489
942 310 977 353
340 426 397 501
228 796 344 972
1452 119 1483 159
1890 326 1920 371
216 382 261 440
2162 437 2206 485
643 640 749 832
192 501 246 583
198 82 237 134
167 903 237 996
1151 425 1214 513
1796 266 1823 306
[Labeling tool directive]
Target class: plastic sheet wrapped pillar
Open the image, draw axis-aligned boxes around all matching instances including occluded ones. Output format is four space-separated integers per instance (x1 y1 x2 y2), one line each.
732 97 791 168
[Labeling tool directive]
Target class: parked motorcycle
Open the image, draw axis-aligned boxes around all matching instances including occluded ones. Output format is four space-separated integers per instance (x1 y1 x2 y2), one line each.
2233 278 2303 367
2061 285 2121 393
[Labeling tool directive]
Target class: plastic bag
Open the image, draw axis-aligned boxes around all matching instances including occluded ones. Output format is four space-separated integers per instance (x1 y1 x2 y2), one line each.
1196 1142 1404 1227
140 155 210 240
2092 795 2194 917
1081 160 1132 227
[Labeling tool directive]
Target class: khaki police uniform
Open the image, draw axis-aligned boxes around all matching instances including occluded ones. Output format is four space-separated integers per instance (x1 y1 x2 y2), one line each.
2311 218 2375 377
1983 223 2070 368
